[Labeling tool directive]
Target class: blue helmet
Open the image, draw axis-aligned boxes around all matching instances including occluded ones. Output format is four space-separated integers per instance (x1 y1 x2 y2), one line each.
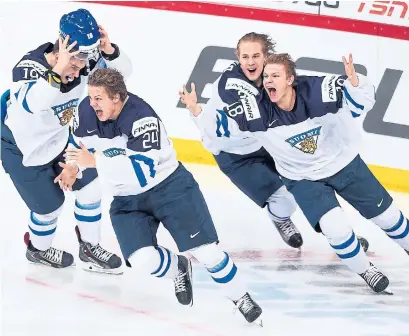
59 8 101 60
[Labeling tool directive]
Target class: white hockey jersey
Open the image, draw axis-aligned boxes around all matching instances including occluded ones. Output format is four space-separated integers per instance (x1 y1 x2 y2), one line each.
71 93 179 197
4 42 132 166
191 62 262 156
203 74 376 181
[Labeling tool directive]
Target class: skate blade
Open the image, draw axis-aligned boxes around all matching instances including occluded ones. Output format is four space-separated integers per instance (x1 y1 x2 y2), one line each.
381 288 394 295
188 258 194 307
80 261 123 275
253 317 263 327
28 260 76 269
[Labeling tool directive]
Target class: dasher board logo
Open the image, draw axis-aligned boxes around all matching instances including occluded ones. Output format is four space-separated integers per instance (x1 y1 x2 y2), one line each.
286 126 322 154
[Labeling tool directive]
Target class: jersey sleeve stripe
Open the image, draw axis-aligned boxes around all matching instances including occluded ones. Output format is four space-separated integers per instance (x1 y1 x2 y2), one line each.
343 86 364 111
21 81 36 113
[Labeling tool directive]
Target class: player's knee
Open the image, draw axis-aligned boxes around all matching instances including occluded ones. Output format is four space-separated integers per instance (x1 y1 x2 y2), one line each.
75 178 102 204
319 207 353 245
32 204 64 222
370 202 401 228
266 186 296 216
128 246 161 274
189 242 224 267
190 242 238 284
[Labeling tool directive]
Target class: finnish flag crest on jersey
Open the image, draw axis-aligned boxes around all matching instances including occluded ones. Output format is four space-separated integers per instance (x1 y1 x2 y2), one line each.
285 126 322 154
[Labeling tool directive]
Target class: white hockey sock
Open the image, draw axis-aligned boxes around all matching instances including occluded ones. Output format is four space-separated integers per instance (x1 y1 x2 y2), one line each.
29 205 63 251
371 203 409 251
266 186 297 222
150 246 179 279
190 243 247 301
128 246 178 279
74 179 102 246
320 207 370 274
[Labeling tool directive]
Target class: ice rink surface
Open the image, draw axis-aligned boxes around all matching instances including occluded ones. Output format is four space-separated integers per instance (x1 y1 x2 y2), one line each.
1 163 408 336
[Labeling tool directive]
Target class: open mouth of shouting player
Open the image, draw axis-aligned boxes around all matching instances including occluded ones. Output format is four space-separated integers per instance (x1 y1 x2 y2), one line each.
263 59 295 108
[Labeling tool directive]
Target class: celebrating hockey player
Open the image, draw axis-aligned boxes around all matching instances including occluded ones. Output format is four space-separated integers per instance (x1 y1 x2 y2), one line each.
181 33 304 249
63 68 263 324
0 8 132 273
181 52 409 293
180 32 370 253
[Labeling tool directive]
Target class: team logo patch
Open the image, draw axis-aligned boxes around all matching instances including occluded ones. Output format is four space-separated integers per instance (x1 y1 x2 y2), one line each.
103 148 126 158
51 99 79 126
285 126 322 154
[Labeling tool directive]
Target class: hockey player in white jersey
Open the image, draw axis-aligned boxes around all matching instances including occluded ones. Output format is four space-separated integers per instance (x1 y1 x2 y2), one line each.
181 33 303 249
0 9 132 273
182 52 409 293
180 32 370 253
63 68 263 324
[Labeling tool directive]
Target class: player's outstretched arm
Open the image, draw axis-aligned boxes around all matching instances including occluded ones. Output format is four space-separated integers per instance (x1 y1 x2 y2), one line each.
342 53 376 117
180 81 261 142
179 83 228 139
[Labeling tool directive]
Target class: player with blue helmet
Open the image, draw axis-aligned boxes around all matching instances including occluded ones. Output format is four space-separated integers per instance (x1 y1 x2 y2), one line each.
59 8 101 62
0 8 132 273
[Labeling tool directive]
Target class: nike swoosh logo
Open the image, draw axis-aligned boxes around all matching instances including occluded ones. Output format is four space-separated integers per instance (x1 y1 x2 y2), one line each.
269 119 278 127
190 232 200 238
377 199 383 207
87 129 97 134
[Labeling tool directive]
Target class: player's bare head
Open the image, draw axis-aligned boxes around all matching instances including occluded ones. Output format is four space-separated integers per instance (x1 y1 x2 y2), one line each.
89 68 127 101
88 69 128 121
263 53 296 103
236 32 275 57
236 33 275 84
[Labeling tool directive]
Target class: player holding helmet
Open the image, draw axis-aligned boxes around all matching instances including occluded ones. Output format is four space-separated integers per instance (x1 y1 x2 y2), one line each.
1 8 132 273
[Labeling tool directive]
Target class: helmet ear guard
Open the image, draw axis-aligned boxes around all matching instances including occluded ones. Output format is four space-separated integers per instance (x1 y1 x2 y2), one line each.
59 8 101 60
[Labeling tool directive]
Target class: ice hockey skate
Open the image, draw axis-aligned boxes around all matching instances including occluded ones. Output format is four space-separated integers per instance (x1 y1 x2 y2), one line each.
233 292 263 326
24 232 74 269
173 255 193 306
273 218 303 248
359 262 391 294
75 226 123 275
